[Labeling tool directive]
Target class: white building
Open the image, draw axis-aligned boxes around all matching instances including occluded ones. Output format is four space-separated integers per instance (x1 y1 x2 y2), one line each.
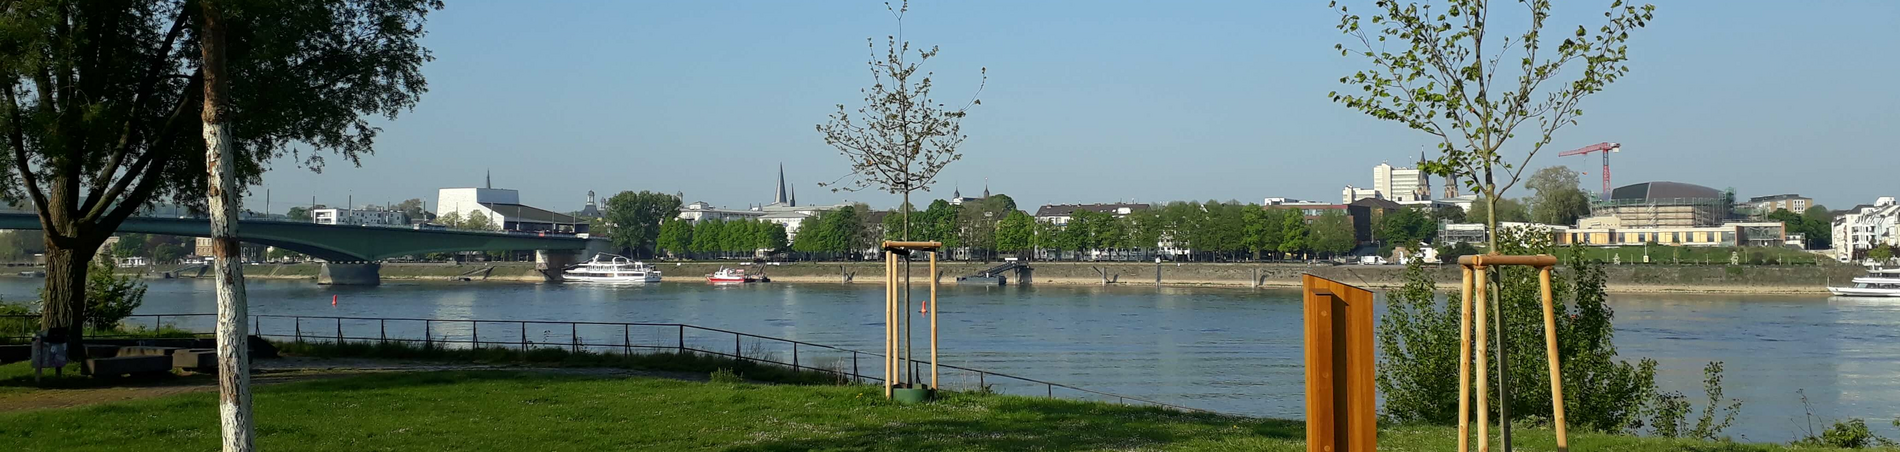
676 164 846 240
436 180 587 234
311 206 408 226
1833 197 1900 261
1033 203 1148 225
1342 185 1382 204
1367 161 1432 203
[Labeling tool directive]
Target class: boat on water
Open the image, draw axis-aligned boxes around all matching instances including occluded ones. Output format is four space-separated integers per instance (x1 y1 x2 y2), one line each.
563 254 662 283
1826 268 1900 297
707 267 769 284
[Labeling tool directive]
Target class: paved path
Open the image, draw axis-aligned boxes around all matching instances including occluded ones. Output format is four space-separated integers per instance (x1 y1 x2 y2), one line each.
0 357 700 413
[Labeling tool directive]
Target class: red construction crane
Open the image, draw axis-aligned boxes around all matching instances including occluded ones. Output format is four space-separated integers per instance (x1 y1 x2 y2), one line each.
1558 142 1621 198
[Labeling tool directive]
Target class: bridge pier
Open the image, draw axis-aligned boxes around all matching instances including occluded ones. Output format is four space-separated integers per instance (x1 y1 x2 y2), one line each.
318 262 381 286
536 250 579 283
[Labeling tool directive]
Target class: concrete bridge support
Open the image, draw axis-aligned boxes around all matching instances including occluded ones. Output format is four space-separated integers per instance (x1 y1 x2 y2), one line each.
1014 266 1033 286
536 250 579 283
318 262 382 286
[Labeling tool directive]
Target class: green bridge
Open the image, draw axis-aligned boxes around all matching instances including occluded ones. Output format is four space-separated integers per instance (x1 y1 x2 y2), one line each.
0 212 603 285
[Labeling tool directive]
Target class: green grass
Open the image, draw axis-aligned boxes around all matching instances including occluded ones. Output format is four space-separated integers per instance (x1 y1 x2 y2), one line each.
1575 245 1829 266
0 370 1876 451
274 340 851 385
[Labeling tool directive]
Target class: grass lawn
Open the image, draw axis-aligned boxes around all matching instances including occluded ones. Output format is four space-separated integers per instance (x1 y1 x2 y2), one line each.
0 370 1870 451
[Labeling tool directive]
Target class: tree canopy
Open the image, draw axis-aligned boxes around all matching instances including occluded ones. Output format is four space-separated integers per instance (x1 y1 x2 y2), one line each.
1526 166 1593 226
602 191 681 257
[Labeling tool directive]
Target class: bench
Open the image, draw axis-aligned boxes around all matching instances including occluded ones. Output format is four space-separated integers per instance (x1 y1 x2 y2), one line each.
116 346 185 357
0 344 27 364
173 349 217 371
86 344 123 358
85 355 173 377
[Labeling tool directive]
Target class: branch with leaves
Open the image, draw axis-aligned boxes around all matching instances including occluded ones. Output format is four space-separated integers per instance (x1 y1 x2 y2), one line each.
817 1 984 240
1328 0 1653 245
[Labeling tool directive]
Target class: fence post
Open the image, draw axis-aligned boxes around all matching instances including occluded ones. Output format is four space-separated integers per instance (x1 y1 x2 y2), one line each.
1048 383 1054 398
571 323 579 353
677 325 685 353
253 316 259 336
336 318 343 344
294 317 302 344
852 351 860 383
979 372 985 391
792 343 799 371
623 324 631 356
424 320 432 348
472 321 480 349
735 333 741 359
380 319 387 345
521 322 528 351
155 315 163 332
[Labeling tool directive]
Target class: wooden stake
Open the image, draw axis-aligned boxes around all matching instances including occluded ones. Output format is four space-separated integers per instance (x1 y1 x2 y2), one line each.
1474 265 1490 452
1458 266 1475 452
1540 267 1570 452
931 248 938 389
884 251 894 398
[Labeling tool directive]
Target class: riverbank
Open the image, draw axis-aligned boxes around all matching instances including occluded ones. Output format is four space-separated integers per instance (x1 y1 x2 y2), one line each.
0 366 1852 451
88 260 1859 294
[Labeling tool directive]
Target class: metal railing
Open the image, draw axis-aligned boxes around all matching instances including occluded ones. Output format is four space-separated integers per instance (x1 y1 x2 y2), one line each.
2 313 1216 415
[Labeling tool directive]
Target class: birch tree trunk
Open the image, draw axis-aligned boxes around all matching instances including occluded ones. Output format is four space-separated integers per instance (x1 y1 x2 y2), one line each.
200 2 255 450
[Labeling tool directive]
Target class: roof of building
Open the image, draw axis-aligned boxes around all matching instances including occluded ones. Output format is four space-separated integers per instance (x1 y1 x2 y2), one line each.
1747 194 1807 203
1033 203 1151 217
479 203 582 224
1609 181 1723 201
1348 197 1405 210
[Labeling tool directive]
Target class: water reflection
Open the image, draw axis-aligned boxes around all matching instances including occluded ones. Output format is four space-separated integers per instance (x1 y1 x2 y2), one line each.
0 277 1892 442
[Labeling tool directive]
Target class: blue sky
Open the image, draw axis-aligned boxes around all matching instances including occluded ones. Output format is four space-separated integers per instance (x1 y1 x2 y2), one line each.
248 0 1900 214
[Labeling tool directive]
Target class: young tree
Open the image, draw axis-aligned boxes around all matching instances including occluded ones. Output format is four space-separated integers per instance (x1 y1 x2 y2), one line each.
758 222 790 255
1329 0 1655 250
435 211 463 229
1 0 441 360
690 220 723 257
1526 166 1593 226
1277 212 1311 258
1378 207 1437 248
199 1 253 447
395 198 428 220
655 220 694 259
1466 195 1529 225
461 213 496 232
816 1 984 241
1309 210 1358 257
994 210 1035 255
602 191 682 258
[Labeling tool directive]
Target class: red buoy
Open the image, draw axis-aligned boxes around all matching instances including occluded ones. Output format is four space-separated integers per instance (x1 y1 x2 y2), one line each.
332 295 338 306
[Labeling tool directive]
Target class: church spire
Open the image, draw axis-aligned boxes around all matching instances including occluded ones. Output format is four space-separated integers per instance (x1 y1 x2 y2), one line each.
983 178 990 198
485 169 491 189
789 180 797 207
773 163 788 205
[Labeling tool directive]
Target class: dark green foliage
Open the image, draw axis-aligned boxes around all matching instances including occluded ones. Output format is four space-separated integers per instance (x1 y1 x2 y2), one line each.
1526 166 1594 227
1377 207 1436 248
994 210 1035 254
1649 362 1742 440
602 191 683 258
84 260 147 331
1436 242 1481 263
656 219 693 258
1466 196 1530 225
1768 207 1835 250
1308 210 1355 256
1376 226 1659 434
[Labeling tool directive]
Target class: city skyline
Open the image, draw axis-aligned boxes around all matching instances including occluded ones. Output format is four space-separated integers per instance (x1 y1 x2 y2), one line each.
245 0 1899 214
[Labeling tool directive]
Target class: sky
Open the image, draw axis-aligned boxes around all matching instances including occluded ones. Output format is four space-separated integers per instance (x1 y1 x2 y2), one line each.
247 0 1900 215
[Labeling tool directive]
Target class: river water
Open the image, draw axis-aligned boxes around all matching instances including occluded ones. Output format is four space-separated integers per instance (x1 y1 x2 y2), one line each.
3 277 1894 443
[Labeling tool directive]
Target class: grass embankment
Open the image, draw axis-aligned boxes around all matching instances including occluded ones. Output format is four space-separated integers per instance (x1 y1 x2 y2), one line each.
0 369 1872 451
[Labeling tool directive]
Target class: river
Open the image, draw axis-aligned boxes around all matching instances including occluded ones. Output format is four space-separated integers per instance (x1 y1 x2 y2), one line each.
2 277 1894 443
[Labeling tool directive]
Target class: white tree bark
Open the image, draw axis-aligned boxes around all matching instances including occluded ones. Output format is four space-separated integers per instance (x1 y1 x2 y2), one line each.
200 2 255 450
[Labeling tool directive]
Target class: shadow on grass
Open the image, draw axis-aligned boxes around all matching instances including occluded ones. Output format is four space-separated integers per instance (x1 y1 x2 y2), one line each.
727 393 1302 451
0 361 204 391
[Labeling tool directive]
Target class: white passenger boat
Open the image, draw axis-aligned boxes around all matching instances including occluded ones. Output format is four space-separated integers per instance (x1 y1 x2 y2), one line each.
707 267 769 284
1826 268 1900 297
563 254 662 283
